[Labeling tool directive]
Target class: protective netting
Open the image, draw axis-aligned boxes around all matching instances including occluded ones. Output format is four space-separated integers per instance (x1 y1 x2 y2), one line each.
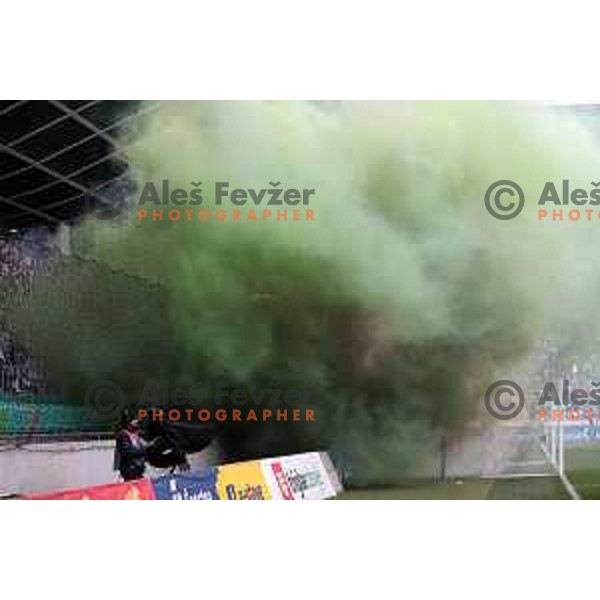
0 100 157 229
0 101 158 432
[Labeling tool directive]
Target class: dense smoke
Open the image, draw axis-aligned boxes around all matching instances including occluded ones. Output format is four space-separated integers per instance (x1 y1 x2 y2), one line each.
11 101 600 485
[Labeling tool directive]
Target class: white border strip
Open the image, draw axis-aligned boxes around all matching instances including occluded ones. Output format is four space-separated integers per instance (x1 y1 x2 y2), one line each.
540 442 581 500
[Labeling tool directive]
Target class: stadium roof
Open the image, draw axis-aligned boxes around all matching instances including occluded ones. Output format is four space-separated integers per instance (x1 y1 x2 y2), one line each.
0 101 156 230
2 101 598 232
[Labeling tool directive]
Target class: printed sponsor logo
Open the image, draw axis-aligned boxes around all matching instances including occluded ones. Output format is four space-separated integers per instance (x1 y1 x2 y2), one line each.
217 461 272 500
271 462 294 500
152 473 218 500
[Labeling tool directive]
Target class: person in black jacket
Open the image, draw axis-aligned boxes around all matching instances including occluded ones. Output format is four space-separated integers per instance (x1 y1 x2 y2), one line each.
114 409 147 481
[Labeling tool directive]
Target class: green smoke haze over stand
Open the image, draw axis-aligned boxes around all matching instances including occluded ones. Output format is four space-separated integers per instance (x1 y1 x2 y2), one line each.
11 101 600 486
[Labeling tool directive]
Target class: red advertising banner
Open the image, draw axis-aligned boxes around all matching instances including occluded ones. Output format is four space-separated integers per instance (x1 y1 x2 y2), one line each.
270 461 294 500
27 479 156 500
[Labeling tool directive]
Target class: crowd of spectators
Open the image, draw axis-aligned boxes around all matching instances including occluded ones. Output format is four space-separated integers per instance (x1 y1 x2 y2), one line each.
0 333 47 395
0 239 34 283
0 229 54 397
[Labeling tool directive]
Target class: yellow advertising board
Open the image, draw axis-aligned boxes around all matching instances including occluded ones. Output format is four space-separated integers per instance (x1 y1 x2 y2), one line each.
217 460 272 500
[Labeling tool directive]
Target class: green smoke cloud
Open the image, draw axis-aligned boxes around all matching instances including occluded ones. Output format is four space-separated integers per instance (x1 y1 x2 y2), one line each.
11 101 600 485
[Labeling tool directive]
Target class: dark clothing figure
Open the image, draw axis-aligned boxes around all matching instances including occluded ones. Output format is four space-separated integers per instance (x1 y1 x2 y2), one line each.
143 419 191 471
115 427 147 481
